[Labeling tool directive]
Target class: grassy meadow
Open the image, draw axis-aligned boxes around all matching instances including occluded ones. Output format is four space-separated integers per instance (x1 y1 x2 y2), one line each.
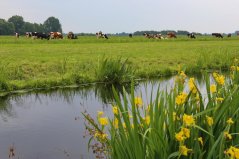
0 35 239 93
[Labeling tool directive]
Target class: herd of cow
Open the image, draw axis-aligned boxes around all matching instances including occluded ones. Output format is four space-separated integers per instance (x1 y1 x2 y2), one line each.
143 32 231 39
22 31 109 40
15 31 232 40
23 31 77 40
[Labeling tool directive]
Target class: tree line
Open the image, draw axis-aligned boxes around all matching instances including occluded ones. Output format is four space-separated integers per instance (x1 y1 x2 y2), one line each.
1 15 238 36
0 15 62 35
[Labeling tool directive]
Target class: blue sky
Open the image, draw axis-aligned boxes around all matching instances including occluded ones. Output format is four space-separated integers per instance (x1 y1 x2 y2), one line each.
1 0 239 34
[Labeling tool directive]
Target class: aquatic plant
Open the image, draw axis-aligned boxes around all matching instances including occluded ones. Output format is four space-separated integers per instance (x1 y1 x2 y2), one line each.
83 58 239 159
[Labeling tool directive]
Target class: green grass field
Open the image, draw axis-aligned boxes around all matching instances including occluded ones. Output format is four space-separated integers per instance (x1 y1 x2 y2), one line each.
0 35 239 93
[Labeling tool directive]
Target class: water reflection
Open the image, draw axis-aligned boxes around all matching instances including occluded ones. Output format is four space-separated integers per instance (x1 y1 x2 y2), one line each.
0 83 134 114
0 74 216 120
0 96 15 121
94 83 133 104
0 75 220 159
0 82 139 159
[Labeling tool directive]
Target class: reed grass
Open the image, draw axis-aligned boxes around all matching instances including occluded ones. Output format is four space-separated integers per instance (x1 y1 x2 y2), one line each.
95 57 134 84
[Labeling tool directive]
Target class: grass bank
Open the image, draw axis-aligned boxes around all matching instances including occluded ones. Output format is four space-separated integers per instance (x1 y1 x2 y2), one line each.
0 35 239 94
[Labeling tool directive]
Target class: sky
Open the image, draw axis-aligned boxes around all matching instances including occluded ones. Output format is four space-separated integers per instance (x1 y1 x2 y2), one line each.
1 0 239 34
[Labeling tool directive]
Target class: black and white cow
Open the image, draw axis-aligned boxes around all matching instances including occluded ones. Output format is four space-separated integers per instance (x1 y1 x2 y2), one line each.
15 32 20 38
154 34 164 39
25 32 32 38
38 33 50 40
212 33 223 38
31 32 50 40
31 32 39 39
103 34 108 39
187 33 196 39
96 31 108 39
143 33 154 39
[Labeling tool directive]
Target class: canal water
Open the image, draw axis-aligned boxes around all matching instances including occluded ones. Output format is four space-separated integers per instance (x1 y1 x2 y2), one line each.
0 75 209 159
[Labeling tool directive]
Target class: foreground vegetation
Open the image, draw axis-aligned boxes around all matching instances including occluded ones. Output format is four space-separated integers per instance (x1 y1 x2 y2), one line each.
83 60 239 159
0 35 239 94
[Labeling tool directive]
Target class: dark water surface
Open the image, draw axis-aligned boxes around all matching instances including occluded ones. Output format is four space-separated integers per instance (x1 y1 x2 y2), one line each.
0 76 209 159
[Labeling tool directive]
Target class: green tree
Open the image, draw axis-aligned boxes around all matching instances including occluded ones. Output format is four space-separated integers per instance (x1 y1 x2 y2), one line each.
8 15 25 34
0 19 15 35
43 17 62 33
22 22 35 32
177 30 190 35
36 23 44 32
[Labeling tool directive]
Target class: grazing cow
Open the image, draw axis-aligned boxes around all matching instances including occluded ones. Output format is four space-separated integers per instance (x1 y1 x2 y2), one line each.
31 32 50 40
49 32 63 39
25 32 32 38
144 33 165 39
103 34 108 39
154 34 165 39
96 31 103 38
15 32 19 38
31 32 39 39
167 32 177 38
212 33 223 38
37 32 50 40
227 34 232 38
187 33 196 39
36 32 50 40
96 31 108 39
67 32 77 39
144 33 154 39
129 34 133 38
